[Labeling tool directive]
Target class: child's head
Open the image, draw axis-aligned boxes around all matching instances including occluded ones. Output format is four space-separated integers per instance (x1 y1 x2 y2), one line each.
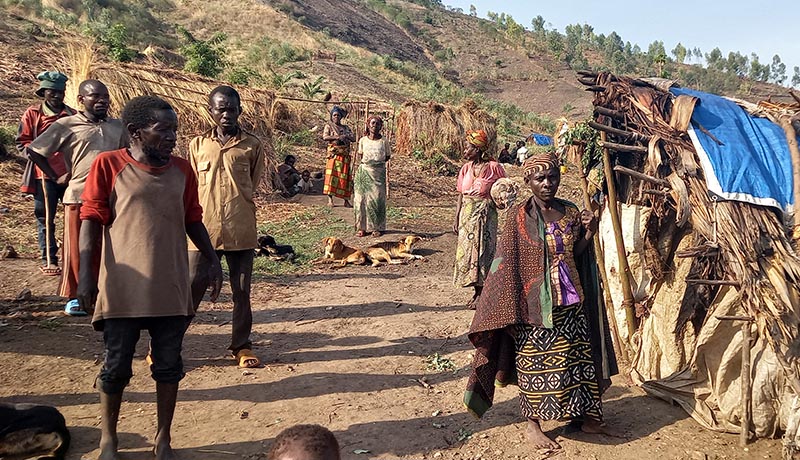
268 424 340 460
301 170 311 181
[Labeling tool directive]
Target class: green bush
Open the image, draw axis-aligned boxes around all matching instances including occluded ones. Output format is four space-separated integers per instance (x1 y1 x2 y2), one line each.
226 67 261 85
178 26 226 78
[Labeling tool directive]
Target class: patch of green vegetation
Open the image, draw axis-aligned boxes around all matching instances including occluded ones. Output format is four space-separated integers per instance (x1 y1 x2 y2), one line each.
253 206 349 277
246 37 311 68
226 66 262 86
0 125 16 152
38 318 63 331
386 206 422 221
411 147 458 177
88 22 136 62
425 352 456 373
178 26 227 78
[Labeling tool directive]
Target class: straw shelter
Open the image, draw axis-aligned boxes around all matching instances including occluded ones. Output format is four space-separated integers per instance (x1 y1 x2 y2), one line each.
395 100 497 161
572 71 800 456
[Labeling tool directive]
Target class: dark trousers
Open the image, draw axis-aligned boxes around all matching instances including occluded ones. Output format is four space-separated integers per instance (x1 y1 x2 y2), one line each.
98 316 188 394
189 249 254 354
33 179 66 264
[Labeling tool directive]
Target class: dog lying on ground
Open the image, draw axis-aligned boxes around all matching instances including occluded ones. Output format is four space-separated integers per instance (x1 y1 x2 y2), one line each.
255 235 295 261
0 402 70 460
311 237 367 267
364 235 424 266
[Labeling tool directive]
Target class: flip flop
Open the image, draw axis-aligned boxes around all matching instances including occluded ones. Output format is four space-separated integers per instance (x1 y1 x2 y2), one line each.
234 349 260 368
63 299 87 317
39 265 62 276
371 231 382 237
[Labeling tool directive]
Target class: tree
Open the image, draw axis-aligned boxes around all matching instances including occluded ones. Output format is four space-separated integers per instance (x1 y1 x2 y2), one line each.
705 47 724 71
671 42 687 64
531 15 545 35
748 54 770 82
469 4 476 16
725 51 748 77
792 66 800 88
771 54 787 85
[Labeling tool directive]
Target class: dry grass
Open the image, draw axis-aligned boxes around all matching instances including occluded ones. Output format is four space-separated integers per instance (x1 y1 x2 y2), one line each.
395 100 497 159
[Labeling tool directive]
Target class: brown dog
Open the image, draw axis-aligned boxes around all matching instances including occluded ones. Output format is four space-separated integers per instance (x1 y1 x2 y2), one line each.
311 237 367 267
364 235 424 266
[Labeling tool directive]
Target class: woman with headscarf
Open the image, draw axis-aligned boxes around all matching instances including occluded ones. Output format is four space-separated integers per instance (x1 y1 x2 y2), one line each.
453 129 507 308
322 106 356 207
464 152 618 451
353 115 391 237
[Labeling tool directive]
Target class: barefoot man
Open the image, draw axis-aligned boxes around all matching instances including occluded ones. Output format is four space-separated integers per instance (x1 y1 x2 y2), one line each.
188 85 265 368
77 95 222 459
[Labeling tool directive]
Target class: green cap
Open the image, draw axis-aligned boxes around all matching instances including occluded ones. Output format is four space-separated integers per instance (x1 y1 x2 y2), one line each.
35 71 69 97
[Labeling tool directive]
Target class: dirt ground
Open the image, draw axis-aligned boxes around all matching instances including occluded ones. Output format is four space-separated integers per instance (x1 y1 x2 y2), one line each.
0 184 784 460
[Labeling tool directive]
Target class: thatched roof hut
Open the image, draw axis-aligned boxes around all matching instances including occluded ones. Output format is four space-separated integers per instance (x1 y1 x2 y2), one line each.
574 71 800 454
395 100 497 162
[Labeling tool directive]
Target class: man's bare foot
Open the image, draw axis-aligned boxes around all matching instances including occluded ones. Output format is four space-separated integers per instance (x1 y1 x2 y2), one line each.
155 441 179 460
581 418 621 437
526 419 560 450
98 436 120 460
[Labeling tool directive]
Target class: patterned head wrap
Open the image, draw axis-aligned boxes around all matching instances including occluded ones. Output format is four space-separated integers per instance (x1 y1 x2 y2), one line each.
330 106 347 119
365 115 383 134
523 152 560 178
466 129 488 149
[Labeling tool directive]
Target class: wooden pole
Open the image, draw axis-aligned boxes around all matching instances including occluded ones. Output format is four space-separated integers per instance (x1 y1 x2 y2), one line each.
599 140 648 153
779 116 800 228
612 165 670 187
580 173 628 364
740 320 752 446
600 132 637 339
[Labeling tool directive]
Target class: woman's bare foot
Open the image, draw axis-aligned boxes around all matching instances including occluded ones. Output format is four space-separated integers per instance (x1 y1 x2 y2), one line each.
327 196 334 207
343 200 352 208
526 419 560 450
581 418 620 437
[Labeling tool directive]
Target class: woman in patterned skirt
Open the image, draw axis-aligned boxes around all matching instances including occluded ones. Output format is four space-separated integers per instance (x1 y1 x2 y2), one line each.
452 129 507 308
353 115 391 237
464 152 618 451
322 106 356 207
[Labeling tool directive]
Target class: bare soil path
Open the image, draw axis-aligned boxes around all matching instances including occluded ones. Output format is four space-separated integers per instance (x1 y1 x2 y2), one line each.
0 193 782 460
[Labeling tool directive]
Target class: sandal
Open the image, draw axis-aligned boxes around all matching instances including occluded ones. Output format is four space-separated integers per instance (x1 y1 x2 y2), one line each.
63 299 88 317
371 231 382 237
233 349 260 368
39 265 62 276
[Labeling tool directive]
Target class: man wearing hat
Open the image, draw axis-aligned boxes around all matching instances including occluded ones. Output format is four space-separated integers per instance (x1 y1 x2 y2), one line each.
15 71 76 276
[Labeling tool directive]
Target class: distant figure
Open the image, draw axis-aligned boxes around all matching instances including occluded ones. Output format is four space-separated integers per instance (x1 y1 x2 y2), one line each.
497 142 513 164
515 140 529 165
297 169 313 194
268 424 341 460
322 106 356 207
16 71 76 276
278 154 302 196
353 115 391 237
26 79 128 316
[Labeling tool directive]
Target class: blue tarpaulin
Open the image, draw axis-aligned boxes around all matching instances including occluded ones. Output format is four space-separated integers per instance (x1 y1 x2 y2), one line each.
528 133 553 146
670 87 798 214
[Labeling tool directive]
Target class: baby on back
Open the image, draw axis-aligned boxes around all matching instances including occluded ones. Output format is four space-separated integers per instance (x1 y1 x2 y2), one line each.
269 424 340 460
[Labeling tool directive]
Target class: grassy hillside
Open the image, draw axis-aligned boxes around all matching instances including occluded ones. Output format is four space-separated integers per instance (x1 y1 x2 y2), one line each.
1 0 794 145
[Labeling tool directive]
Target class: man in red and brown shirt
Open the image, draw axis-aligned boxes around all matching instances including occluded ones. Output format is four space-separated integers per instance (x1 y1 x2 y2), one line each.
77 95 222 460
15 71 76 275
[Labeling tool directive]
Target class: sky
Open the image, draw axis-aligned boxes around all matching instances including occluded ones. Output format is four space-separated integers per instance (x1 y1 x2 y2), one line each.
445 0 800 83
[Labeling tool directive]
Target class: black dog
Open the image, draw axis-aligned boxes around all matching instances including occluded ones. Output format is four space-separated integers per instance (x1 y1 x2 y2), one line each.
255 235 295 261
0 403 70 460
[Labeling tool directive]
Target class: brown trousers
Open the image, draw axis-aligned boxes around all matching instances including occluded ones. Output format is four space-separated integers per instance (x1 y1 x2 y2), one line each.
60 204 101 298
188 249 254 354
